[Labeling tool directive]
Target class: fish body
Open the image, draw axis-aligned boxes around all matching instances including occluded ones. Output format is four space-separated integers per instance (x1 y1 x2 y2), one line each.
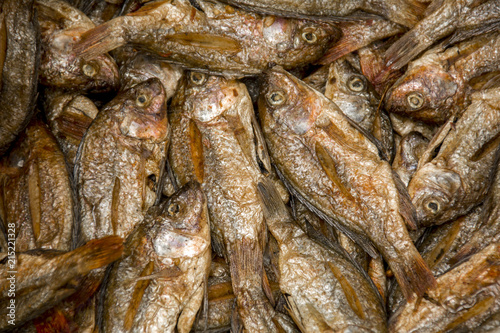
257 179 387 332
0 119 75 252
73 0 339 77
408 87 500 227
258 66 435 301
102 182 211 333
216 0 425 27
0 236 123 330
389 242 500 332
169 73 290 332
0 0 39 156
43 90 99 169
325 57 394 160
35 0 119 92
76 78 169 244
385 31 500 124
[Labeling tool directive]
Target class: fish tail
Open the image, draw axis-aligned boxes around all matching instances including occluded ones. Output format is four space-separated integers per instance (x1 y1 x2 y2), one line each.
72 19 127 61
317 31 368 65
373 0 426 28
389 247 436 301
70 235 124 274
383 29 427 70
450 244 479 266
228 238 278 332
33 308 71 333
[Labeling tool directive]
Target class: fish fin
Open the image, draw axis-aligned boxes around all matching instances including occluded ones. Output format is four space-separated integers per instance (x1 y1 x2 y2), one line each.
445 21 500 47
314 142 355 201
163 33 241 52
71 236 124 273
384 29 429 70
371 0 427 28
470 130 500 162
124 261 155 331
390 249 436 301
135 265 183 281
111 177 120 235
392 171 418 230
450 244 479 266
327 261 365 319
27 159 42 242
223 112 260 172
342 115 391 161
262 269 275 307
274 167 379 258
257 178 292 225
33 308 71 333
284 295 307 332
318 20 404 65
424 0 445 16
251 112 273 174
72 19 126 60
444 296 496 332
188 119 205 184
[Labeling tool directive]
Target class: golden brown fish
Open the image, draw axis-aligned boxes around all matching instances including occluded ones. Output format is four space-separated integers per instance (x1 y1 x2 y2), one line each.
0 0 39 156
72 0 339 77
76 78 169 244
385 31 500 124
257 179 387 333
0 119 75 252
169 72 293 332
35 0 119 92
258 66 435 302
216 0 426 27
389 242 500 333
102 182 211 333
408 87 500 227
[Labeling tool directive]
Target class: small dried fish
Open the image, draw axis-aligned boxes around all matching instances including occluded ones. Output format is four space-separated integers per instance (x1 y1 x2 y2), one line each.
408 87 500 227
102 182 211 333
73 0 339 77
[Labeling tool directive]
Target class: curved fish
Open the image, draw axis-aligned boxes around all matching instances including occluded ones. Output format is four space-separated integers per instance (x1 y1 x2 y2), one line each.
169 72 293 332
76 78 169 244
35 0 119 92
408 87 500 227
72 0 339 77
0 0 39 156
257 179 387 333
102 182 211 333
258 66 435 302
0 119 75 252
385 31 500 124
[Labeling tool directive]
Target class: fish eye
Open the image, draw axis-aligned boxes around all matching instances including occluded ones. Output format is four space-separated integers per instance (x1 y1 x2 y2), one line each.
82 63 97 78
136 94 150 107
347 76 366 92
190 72 207 85
266 91 286 106
301 30 318 44
167 203 180 217
406 92 425 109
424 199 440 214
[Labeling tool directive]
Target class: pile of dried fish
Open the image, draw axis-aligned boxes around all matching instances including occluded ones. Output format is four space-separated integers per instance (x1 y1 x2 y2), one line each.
0 0 499 331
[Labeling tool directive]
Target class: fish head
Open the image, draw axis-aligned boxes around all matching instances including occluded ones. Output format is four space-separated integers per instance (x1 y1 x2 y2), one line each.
385 64 458 124
259 66 324 135
151 181 210 259
41 30 119 92
116 77 169 142
174 72 249 123
408 163 462 227
327 59 378 125
262 17 340 66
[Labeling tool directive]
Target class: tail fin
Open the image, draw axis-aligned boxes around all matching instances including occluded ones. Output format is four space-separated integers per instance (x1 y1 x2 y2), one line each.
375 0 427 28
318 20 404 65
70 235 124 274
72 19 127 61
389 248 436 301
